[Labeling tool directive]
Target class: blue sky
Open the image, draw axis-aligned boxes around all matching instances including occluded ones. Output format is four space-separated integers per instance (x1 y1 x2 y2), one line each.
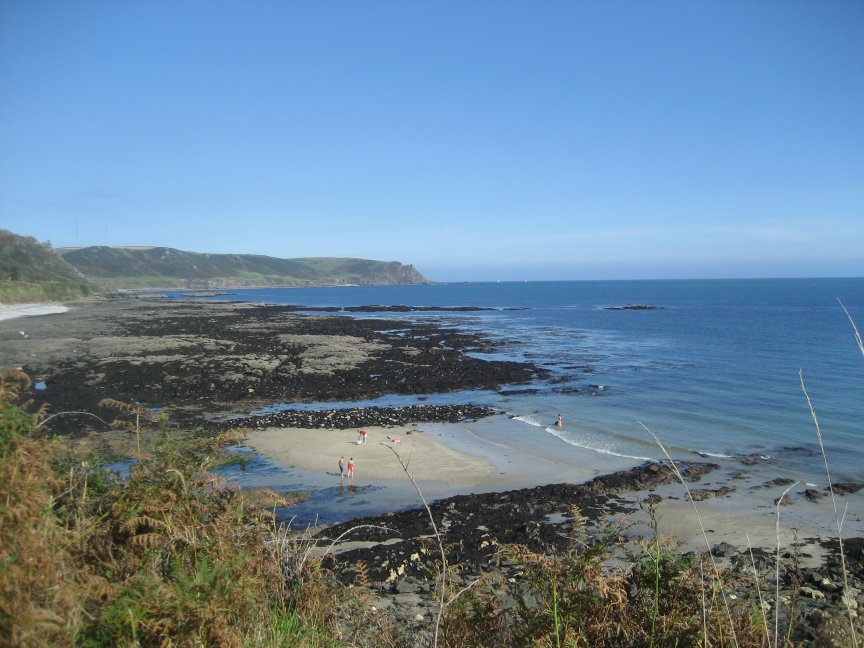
1 1 862 281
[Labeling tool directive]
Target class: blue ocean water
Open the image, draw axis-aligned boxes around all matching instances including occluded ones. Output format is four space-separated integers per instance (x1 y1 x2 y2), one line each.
178 278 864 483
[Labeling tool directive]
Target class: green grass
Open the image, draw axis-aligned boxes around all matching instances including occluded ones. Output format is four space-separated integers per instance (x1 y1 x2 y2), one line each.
234 271 311 285
0 280 91 304
88 272 317 289
86 275 190 289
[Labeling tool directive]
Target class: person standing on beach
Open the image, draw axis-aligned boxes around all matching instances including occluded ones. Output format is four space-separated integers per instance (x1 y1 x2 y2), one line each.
556 414 563 427
347 457 355 478
338 456 345 477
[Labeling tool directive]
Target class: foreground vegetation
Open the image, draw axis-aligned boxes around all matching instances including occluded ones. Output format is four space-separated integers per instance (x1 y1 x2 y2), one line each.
0 369 392 647
1 367 860 646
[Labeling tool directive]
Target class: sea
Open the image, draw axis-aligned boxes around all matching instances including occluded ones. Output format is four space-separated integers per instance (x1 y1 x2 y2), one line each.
167 278 864 524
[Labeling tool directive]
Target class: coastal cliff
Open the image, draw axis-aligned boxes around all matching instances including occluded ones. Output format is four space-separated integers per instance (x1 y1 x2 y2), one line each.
0 230 93 303
0 229 432 299
58 246 431 289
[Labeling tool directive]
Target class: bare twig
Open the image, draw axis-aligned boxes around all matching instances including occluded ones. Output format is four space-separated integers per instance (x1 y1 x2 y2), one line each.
321 524 394 558
166 468 187 495
268 516 320 593
801 369 858 646
774 481 797 644
700 555 708 648
838 299 864 359
382 442 447 648
35 411 109 430
746 532 772 647
640 421 739 647
442 578 481 612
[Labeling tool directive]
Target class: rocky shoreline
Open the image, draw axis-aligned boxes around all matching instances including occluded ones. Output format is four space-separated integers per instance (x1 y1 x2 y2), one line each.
2 295 861 643
0 295 543 427
317 460 863 644
320 461 719 583
221 404 497 430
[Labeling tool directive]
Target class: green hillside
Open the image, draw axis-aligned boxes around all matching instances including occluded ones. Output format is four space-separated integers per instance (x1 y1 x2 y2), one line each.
0 230 92 303
1 230 90 284
57 246 430 289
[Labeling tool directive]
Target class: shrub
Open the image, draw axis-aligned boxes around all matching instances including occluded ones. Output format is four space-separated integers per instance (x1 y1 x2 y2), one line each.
0 370 391 647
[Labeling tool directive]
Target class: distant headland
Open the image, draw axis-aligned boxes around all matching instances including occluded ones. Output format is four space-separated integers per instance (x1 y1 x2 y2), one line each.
0 229 431 301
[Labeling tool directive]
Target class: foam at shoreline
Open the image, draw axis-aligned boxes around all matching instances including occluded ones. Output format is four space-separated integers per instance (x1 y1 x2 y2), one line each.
239 412 864 551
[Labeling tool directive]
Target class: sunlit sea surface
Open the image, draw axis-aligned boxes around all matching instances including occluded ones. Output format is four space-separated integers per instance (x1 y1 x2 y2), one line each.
169 278 864 507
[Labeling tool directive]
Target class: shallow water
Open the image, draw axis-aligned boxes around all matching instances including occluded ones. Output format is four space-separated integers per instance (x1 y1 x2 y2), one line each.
172 279 864 527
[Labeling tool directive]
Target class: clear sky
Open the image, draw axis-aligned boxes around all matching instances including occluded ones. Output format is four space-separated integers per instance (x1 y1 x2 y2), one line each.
1 1 862 282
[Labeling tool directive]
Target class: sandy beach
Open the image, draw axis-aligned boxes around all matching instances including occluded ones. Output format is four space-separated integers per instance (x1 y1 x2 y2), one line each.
241 411 644 496
2 295 861 641
0 303 69 321
244 418 843 560
244 424 494 483
4 297 860 552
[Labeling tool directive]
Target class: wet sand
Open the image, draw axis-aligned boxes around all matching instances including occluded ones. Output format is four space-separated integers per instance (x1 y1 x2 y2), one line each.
244 425 494 483
3 295 859 641
3 297 861 554
245 417 860 565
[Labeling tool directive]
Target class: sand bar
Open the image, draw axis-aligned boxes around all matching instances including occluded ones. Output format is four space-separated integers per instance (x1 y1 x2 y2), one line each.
0 303 69 321
243 425 494 483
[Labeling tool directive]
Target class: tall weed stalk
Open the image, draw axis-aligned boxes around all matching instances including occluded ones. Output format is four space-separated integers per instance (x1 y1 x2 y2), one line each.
797 298 863 647
641 421 740 646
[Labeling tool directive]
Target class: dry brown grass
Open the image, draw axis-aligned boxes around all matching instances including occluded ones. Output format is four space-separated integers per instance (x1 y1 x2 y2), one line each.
0 418 71 646
0 377 401 647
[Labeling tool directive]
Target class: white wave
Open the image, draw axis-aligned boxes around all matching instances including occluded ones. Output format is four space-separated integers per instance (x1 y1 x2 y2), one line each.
456 425 514 451
692 450 733 459
544 427 653 462
511 414 545 428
